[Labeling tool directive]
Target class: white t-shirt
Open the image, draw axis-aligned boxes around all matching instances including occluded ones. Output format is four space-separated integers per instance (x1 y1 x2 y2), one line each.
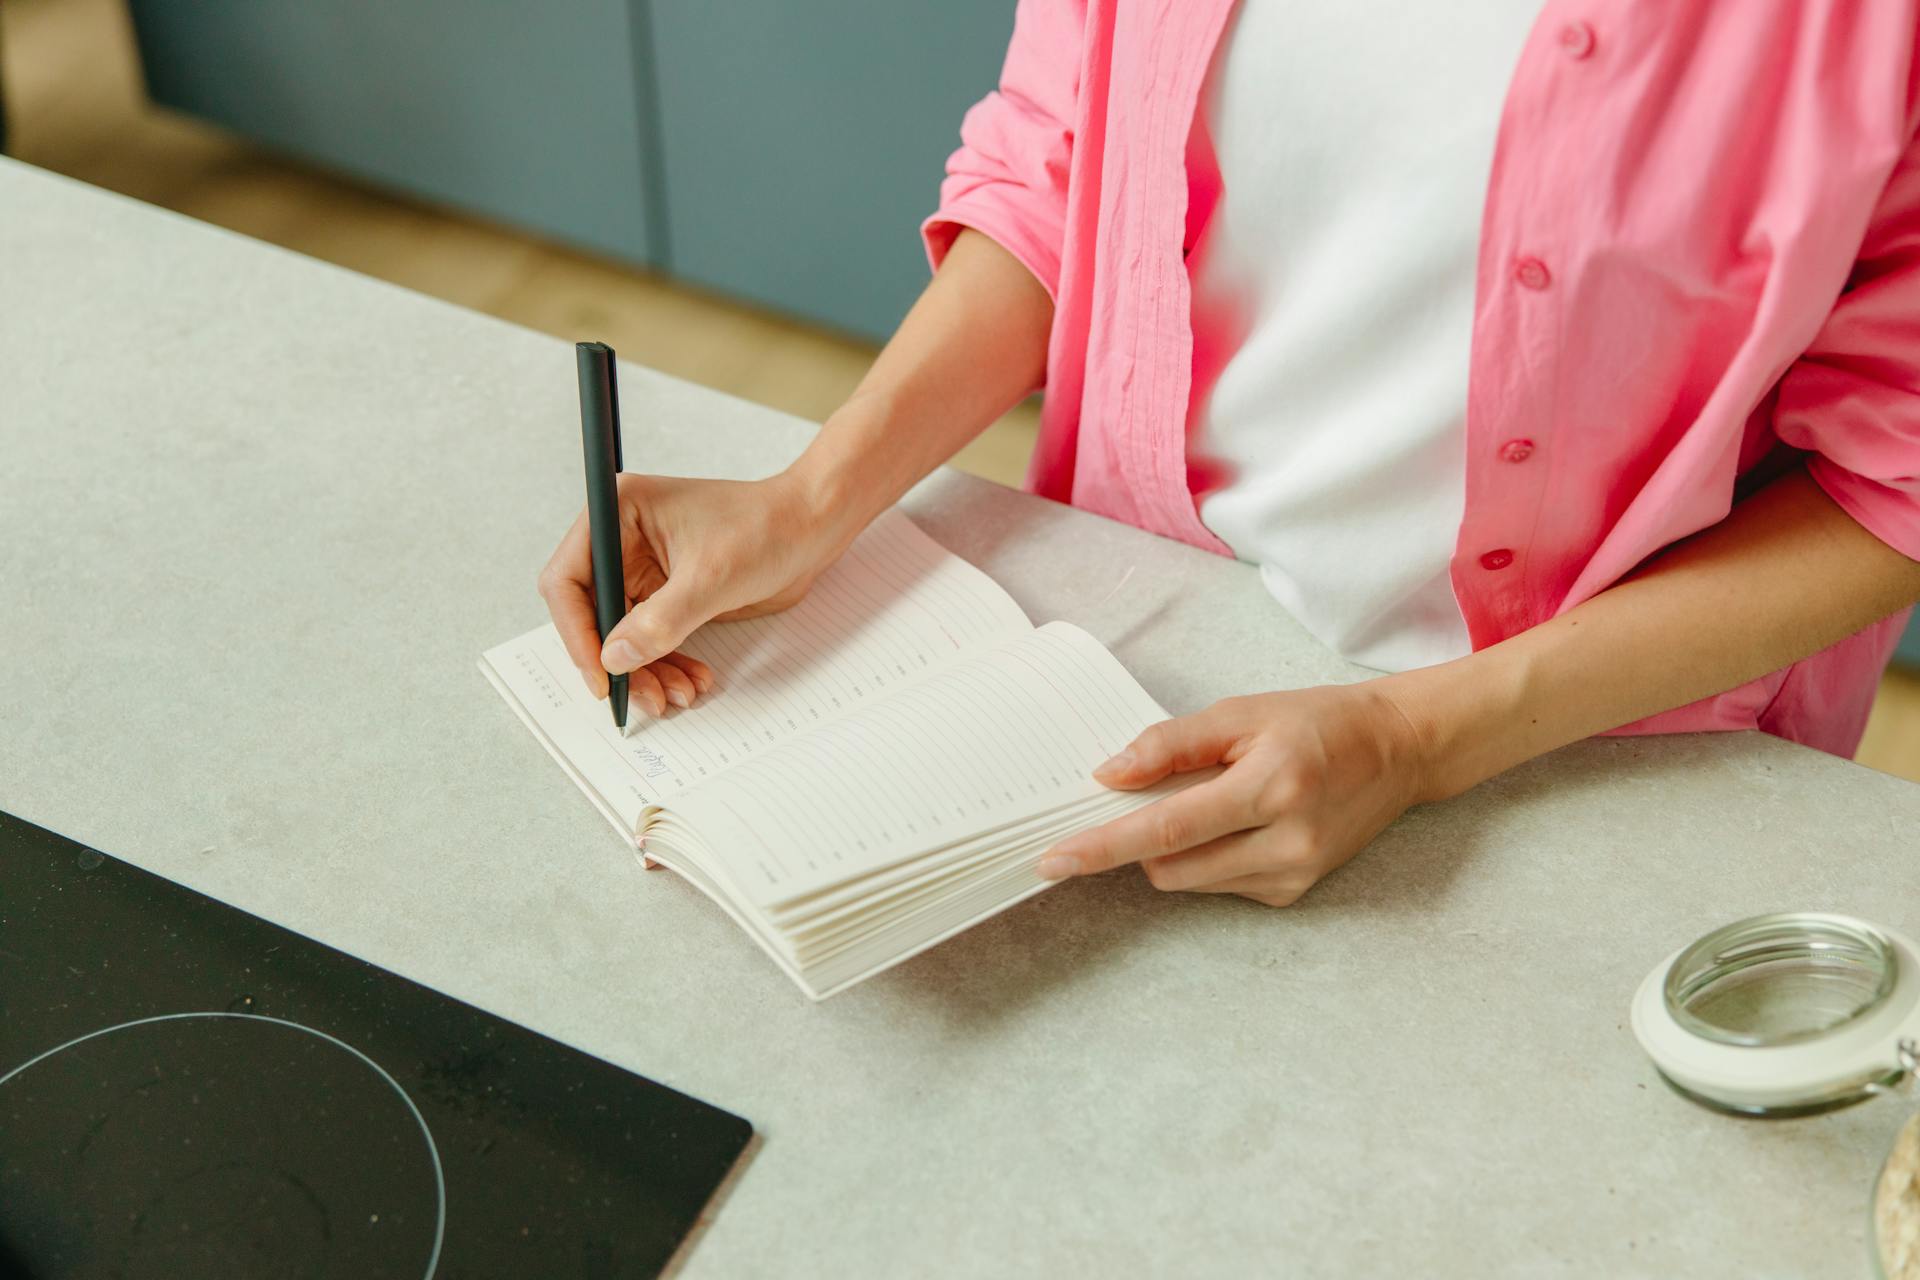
1187 1 1540 671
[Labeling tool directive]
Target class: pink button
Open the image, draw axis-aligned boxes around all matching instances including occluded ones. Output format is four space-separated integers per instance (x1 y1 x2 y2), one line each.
1514 258 1552 291
1499 438 1535 463
1558 21 1596 59
1479 548 1515 571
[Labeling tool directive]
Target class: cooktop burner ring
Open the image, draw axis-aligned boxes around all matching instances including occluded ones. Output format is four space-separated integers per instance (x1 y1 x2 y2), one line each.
1 1010 447 1279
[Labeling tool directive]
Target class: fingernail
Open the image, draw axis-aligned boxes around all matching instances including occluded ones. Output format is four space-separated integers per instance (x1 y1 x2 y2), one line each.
1094 750 1134 777
1037 854 1077 880
666 687 691 709
602 638 640 672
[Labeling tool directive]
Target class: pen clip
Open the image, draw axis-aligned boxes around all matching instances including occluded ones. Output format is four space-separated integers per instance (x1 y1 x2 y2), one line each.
607 352 623 474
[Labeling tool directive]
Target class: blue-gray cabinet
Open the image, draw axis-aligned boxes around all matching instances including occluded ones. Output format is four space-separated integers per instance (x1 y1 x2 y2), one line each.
124 1 1012 339
647 3 1010 339
127 0 662 265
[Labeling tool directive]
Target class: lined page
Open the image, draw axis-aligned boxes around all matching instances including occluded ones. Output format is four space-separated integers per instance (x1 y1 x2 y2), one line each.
659 622 1169 907
480 511 1032 834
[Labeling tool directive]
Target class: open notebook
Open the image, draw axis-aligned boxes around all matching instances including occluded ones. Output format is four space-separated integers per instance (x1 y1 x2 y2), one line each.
480 511 1185 999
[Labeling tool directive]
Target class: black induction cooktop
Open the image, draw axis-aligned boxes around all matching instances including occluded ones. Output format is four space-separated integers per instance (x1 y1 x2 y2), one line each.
0 810 753 1279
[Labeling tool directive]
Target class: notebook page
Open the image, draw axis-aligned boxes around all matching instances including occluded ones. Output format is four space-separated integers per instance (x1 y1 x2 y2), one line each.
480 511 1033 834
657 621 1170 908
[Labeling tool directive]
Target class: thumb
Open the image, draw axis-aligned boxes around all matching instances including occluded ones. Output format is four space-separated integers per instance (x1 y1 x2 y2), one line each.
601 575 712 674
1093 703 1242 789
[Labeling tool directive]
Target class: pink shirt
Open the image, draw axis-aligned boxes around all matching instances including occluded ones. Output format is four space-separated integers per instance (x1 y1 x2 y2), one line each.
924 0 1920 757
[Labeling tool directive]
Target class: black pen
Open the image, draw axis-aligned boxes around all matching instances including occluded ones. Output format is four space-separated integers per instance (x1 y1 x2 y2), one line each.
575 341 629 734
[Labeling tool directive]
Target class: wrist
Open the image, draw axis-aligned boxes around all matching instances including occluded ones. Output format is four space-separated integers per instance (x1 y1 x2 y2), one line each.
781 404 897 548
1376 648 1532 805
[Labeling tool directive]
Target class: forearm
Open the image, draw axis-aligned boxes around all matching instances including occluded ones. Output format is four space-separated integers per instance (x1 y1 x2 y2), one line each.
785 229 1054 533
1386 467 1920 803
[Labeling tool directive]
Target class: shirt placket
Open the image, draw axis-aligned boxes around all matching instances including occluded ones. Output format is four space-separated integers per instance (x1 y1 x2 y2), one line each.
1456 6 1603 646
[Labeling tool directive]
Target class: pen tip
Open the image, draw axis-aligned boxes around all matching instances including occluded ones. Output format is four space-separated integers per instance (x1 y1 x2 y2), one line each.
610 677 629 735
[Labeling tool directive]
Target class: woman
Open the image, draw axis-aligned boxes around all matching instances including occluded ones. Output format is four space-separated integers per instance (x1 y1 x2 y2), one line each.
540 2 1920 907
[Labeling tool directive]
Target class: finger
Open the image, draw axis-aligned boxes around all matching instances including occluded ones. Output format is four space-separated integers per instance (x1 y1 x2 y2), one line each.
1092 703 1246 790
1184 872 1310 907
658 650 715 694
547 579 611 698
1036 773 1263 879
649 659 698 709
626 666 667 718
536 514 611 698
602 575 713 675
1136 828 1273 892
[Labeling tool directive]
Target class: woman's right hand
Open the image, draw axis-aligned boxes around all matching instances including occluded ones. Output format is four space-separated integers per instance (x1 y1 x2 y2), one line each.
535 228 1054 717
536 468 859 716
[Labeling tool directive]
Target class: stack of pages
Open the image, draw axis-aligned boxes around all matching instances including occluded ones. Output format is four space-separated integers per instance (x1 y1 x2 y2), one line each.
481 511 1182 999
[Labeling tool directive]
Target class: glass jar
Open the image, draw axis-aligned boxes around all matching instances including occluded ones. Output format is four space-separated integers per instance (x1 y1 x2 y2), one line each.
1633 913 1918 1117
1629 913 1920 1277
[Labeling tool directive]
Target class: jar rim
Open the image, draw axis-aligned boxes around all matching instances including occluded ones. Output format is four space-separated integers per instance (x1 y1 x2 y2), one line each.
1663 912 1899 1048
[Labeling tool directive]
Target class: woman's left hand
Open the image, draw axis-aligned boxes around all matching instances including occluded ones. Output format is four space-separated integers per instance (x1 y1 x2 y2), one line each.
1036 683 1435 906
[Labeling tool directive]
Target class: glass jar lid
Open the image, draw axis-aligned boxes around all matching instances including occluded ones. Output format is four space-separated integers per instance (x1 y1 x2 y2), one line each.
1632 913 1920 1118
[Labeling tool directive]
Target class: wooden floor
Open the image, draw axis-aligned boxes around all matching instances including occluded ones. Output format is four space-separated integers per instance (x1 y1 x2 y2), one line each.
6 0 1918 783
1862 667 1920 782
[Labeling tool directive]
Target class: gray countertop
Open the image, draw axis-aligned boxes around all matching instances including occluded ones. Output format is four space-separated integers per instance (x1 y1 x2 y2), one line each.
3 157 1915 1277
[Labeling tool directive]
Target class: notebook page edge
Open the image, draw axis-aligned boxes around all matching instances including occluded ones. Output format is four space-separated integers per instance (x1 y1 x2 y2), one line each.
790 779 1199 963
805 876 1061 1000
1031 619 1173 720
878 509 1034 632
641 844 827 1001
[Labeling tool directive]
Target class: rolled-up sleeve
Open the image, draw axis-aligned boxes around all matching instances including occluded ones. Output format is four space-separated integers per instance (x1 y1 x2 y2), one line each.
1776 132 1920 562
920 0 1084 301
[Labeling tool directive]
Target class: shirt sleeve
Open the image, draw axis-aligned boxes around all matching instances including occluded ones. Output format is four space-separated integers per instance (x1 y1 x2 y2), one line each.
920 0 1085 301
1775 129 1920 562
